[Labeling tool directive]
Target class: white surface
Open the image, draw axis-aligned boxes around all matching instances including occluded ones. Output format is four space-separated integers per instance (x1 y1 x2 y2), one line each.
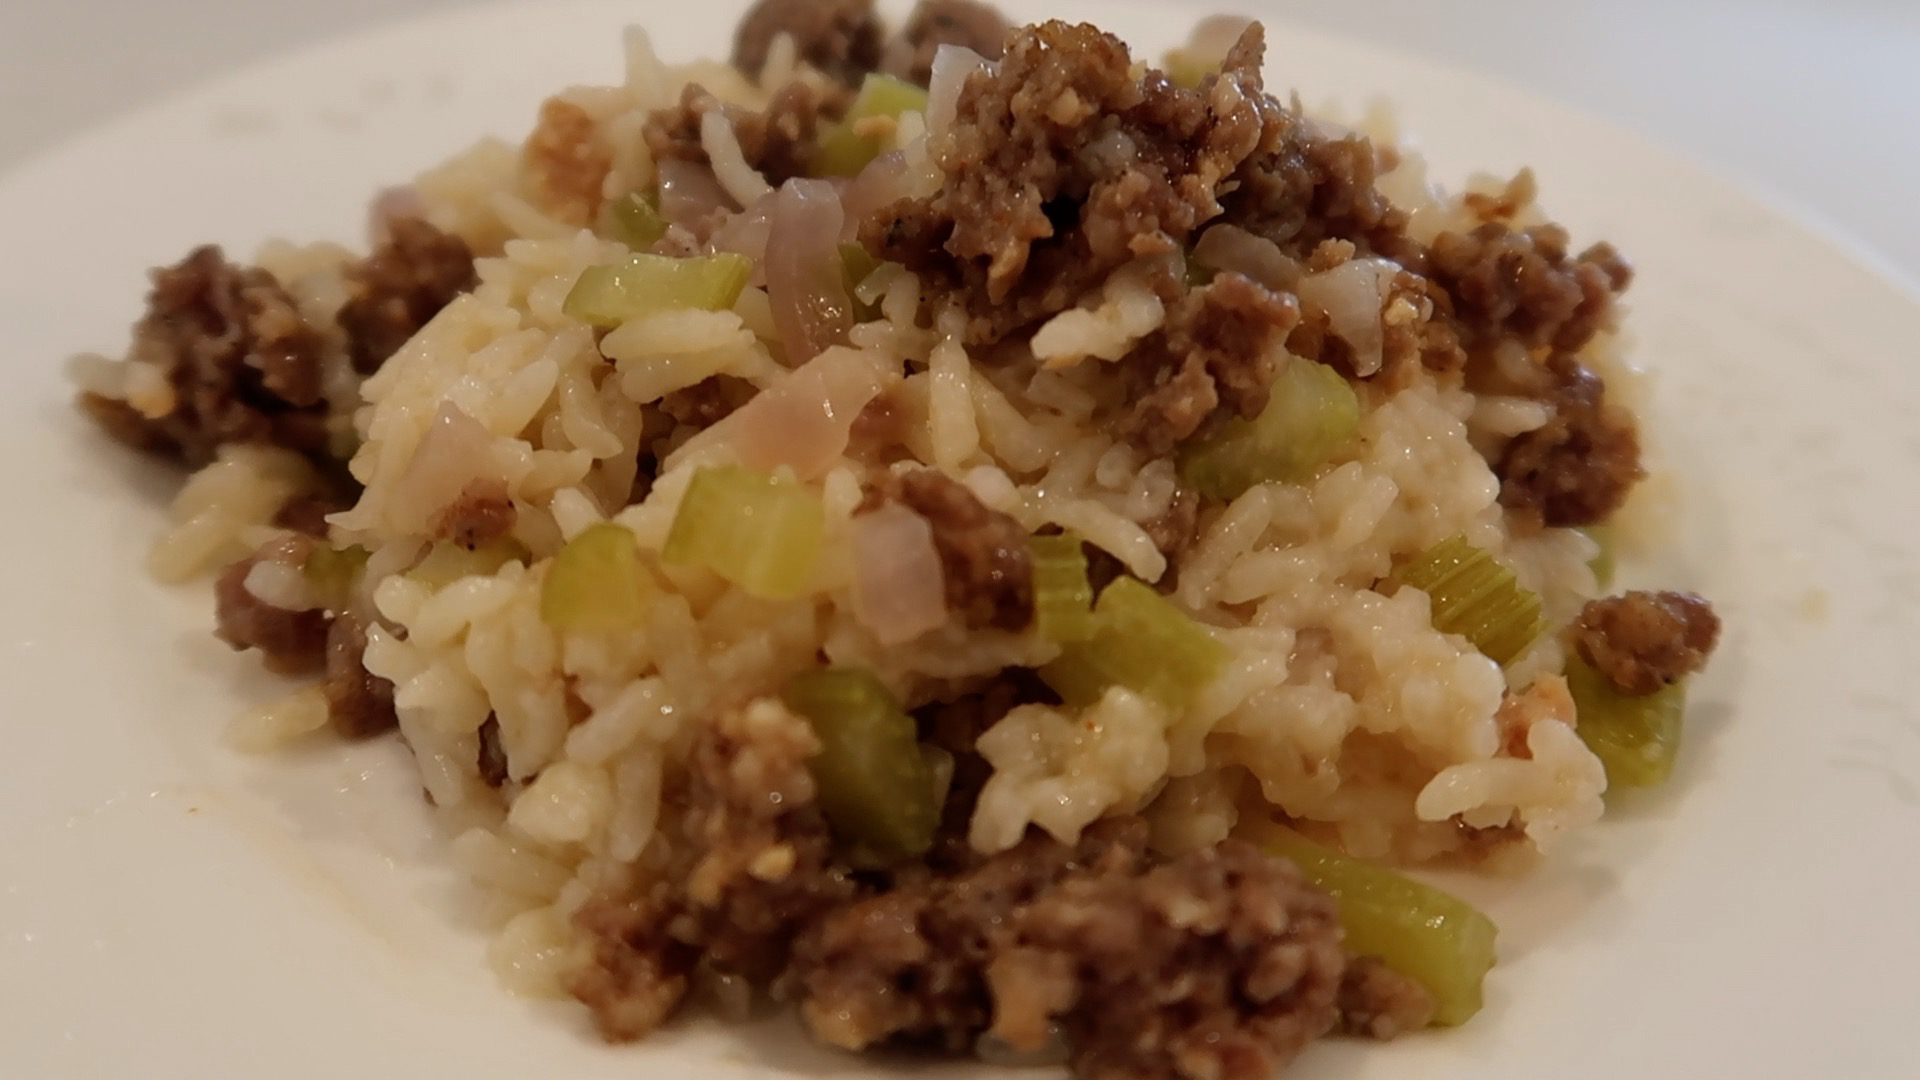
2 0 1918 285
2 0 1919 1077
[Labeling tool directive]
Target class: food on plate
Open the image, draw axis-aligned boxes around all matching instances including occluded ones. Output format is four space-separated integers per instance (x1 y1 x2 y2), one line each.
69 0 1721 1075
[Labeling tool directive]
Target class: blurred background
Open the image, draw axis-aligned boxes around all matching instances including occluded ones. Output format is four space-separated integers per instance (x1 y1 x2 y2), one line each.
3 0 1916 282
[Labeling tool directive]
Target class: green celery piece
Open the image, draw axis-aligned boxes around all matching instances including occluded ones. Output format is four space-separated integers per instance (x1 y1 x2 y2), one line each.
1393 536 1545 666
1164 55 1215 90
839 241 883 322
783 667 938 860
302 544 369 610
1179 359 1361 500
600 190 668 250
1259 826 1497 1027
563 252 754 328
813 74 930 177
1584 525 1618 589
1040 577 1227 711
661 466 825 599
1566 657 1686 788
539 524 652 633
408 539 529 590
1030 534 1096 643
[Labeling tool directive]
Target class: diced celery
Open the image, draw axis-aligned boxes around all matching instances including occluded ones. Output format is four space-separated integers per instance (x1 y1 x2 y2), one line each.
1030 534 1096 643
563 252 754 328
840 241 883 322
600 190 668 250
1179 359 1361 500
813 74 930 177
1183 253 1216 287
661 466 825 599
1566 657 1686 788
407 539 529 589
849 73 932 121
302 544 369 610
540 524 652 633
1585 525 1617 589
783 667 938 860
1041 577 1227 710
1164 55 1215 90
1393 537 1544 666
1257 825 1497 1026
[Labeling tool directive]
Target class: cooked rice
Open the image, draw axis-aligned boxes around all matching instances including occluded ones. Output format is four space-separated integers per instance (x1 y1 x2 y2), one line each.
70 8 1713 1072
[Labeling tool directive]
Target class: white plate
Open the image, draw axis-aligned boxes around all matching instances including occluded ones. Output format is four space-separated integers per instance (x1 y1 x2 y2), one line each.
2 2 1917 1077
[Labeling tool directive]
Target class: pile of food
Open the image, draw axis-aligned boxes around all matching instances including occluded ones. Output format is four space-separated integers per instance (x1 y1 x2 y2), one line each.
71 1 1721 1076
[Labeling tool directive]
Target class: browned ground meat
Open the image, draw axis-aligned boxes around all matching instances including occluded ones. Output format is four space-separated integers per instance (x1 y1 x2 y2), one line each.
788 822 1137 1053
1336 957 1435 1039
213 538 329 674
476 716 509 788
875 469 1034 631
324 611 398 738
571 890 693 1041
1001 839 1345 1080
1426 223 1631 355
788 819 1348 1080
336 217 476 375
1496 353 1644 527
570 701 854 1038
883 0 1012 84
864 21 1275 346
570 697 1386 1076
732 0 883 85
643 82 834 188
80 247 330 464
520 98 614 227
1220 123 1414 265
1122 271 1300 453
1376 270 1468 386
429 478 517 551
1573 590 1721 695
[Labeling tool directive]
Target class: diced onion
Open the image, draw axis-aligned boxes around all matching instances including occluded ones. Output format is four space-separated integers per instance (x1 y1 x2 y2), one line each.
1297 257 1400 376
765 178 853 364
656 158 734 226
391 403 496 535
849 504 949 644
1191 225 1301 292
839 151 910 243
667 346 896 479
926 44 990 142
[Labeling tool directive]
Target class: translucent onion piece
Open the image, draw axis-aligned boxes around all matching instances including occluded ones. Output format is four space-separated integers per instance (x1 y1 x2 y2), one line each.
765 178 852 363
849 503 949 644
1296 257 1400 376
